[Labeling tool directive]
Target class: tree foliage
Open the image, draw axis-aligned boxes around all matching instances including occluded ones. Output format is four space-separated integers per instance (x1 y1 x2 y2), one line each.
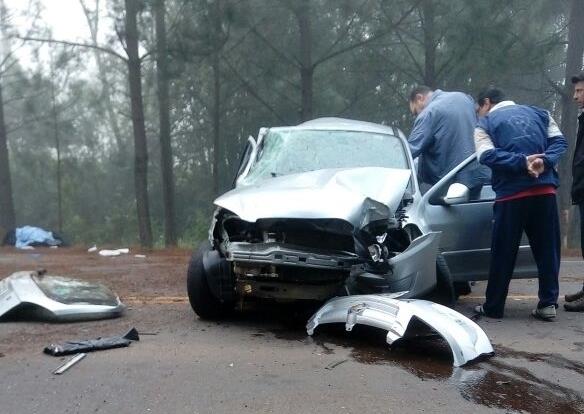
1 0 581 247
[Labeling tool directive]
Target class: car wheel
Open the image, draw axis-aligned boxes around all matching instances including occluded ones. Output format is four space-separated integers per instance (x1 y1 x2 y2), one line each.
454 281 472 297
187 243 234 320
434 254 456 306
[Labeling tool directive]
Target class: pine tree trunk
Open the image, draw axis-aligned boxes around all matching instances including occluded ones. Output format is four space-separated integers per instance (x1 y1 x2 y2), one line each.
421 0 436 88
297 0 313 122
155 0 176 246
125 0 152 248
212 0 222 196
50 70 63 233
0 81 14 235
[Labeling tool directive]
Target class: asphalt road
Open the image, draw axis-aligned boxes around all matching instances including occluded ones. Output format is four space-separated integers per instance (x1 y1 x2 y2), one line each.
0 249 583 413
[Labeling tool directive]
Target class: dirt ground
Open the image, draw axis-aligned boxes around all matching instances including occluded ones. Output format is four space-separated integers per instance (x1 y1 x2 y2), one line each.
1 247 584 414
0 246 190 352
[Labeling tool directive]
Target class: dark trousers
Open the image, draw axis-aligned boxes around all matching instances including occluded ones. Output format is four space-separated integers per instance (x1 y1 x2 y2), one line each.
580 203 584 289
483 194 560 318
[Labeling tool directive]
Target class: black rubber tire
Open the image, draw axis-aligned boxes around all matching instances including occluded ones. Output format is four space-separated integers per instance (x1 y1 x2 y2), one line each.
187 243 234 320
454 281 472 297
434 254 456 306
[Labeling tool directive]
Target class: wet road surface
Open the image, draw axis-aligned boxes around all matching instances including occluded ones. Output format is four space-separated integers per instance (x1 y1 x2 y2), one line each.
0 249 583 413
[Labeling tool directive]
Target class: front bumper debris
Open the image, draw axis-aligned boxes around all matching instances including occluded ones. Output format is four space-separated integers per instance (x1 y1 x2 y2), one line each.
306 294 494 367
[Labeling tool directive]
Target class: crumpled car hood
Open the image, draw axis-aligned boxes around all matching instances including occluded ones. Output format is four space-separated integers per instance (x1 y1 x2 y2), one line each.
215 167 411 227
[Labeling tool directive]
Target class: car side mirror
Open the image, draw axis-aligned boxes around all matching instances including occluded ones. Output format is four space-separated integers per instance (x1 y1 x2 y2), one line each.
442 183 470 205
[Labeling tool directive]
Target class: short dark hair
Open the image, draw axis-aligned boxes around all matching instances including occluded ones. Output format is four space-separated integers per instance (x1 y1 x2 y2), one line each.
571 72 584 84
477 87 506 106
409 85 432 102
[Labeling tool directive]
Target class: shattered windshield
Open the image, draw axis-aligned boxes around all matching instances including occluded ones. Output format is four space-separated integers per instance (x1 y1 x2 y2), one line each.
242 129 408 184
33 275 120 306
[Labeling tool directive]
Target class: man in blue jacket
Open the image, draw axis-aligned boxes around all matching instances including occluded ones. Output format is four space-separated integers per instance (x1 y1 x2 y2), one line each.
473 87 568 320
408 86 477 187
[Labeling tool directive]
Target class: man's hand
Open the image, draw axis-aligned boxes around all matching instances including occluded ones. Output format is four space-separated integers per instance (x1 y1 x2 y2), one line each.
526 154 545 178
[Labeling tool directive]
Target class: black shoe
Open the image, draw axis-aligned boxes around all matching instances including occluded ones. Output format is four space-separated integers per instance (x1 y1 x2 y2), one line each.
474 305 502 318
564 296 584 312
565 289 584 302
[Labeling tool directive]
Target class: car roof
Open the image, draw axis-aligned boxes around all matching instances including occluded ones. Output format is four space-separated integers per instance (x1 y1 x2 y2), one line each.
268 117 403 137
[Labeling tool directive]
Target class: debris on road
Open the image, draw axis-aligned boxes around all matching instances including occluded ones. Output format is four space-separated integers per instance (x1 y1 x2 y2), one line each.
44 327 140 356
307 294 494 367
0 270 125 322
324 359 348 370
2 226 64 249
53 353 87 375
87 245 98 253
98 248 129 257
134 254 147 259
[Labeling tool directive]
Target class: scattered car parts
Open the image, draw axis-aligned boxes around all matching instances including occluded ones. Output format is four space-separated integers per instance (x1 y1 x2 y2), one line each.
44 328 139 356
0 270 125 322
53 353 87 375
306 294 494 367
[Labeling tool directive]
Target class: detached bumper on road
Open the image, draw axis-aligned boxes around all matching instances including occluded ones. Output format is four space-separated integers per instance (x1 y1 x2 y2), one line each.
307 294 494 367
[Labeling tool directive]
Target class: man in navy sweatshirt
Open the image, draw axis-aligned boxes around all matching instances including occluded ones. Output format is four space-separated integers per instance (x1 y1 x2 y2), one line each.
473 87 568 320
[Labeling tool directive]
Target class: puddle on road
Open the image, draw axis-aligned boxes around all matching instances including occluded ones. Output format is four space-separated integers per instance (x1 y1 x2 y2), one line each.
458 359 584 413
265 324 584 414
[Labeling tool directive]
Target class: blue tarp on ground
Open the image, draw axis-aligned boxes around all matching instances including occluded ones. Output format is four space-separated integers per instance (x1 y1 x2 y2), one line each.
14 226 62 249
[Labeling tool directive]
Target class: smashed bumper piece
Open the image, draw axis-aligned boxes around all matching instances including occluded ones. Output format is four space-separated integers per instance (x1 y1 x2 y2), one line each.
306 294 494 367
0 270 125 322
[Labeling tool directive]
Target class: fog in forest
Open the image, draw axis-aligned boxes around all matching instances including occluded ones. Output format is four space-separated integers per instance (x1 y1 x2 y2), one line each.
0 0 582 248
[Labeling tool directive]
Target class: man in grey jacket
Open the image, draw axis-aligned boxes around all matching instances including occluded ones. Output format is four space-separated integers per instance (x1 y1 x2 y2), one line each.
408 86 477 186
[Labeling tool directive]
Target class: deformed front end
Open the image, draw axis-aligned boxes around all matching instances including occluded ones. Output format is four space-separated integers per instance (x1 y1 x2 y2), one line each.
204 167 442 304
306 294 494 367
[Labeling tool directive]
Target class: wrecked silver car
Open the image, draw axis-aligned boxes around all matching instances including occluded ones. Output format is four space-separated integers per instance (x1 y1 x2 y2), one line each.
187 118 537 319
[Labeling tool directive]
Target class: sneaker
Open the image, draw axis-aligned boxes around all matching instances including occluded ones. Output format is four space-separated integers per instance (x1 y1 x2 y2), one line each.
531 305 556 321
474 305 485 315
565 289 584 302
564 296 584 312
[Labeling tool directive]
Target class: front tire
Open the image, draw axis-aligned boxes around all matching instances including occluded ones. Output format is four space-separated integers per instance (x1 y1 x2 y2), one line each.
187 243 234 320
434 254 456 306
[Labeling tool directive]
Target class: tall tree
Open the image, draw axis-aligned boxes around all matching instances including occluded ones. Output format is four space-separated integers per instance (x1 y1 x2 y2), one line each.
20 0 154 247
155 0 176 246
79 0 125 153
49 54 63 232
125 0 152 248
420 0 435 87
0 82 13 234
0 0 15 234
295 0 313 121
211 0 223 196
